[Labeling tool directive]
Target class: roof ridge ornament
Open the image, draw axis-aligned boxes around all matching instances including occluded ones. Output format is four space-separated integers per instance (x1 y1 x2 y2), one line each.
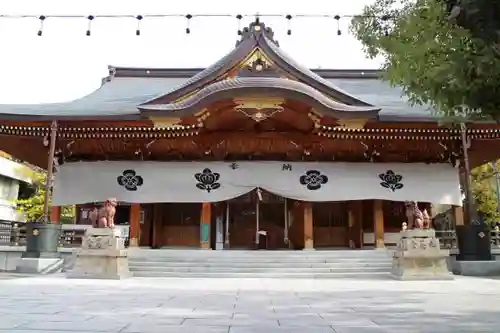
236 18 279 47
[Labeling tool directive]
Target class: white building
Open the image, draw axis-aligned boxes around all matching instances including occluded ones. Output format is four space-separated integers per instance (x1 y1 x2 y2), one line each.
0 155 32 222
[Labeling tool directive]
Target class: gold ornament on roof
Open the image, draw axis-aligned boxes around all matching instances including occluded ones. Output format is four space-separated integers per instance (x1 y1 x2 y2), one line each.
233 97 285 122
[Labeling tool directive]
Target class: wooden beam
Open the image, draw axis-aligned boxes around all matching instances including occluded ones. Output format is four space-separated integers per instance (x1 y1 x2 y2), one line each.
129 203 141 247
50 206 61 224
303 202 314 250
373 200 385 248
454 206 464 226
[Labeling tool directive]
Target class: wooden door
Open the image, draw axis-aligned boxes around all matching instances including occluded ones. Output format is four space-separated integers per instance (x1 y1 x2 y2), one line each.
313 202 349 248
228 192 256 249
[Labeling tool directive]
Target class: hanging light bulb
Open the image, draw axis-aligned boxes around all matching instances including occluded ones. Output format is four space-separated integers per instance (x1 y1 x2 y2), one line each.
86 15 94 36
135 15 143 36
334 15 341 36
185 14 192 34
236 14 243 35
286 14 292 35
37 15 46 36
381 14 391 36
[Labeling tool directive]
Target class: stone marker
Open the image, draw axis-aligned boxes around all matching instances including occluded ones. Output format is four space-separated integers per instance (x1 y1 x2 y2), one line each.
391 229 454 280
67 227 131 279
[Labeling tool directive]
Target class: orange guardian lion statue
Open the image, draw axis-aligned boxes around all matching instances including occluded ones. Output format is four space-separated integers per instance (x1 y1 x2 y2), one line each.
404 201 432 230
89 198 118 228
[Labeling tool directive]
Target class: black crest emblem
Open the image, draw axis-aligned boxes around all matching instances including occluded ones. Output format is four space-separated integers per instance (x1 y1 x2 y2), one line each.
195 168 221 193
379 170 404 192
299 170 328 190
117 169 143 191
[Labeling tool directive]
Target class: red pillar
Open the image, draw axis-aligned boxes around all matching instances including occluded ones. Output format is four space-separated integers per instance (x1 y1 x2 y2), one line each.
50 206 61 224
129 204 141 247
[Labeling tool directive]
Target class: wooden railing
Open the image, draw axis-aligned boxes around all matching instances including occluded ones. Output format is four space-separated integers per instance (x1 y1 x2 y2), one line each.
0 220 130 248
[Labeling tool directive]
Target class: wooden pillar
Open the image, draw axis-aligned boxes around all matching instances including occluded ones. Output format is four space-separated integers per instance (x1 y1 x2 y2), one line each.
129 203 141 247
200 202 212 249
50 206 61 224
303 202 314 250
151 204 161 248
348 201 363 248
453 205 464 226
373 200 385 248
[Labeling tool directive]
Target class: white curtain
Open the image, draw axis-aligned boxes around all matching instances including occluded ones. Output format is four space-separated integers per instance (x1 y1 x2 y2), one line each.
52 161 462 206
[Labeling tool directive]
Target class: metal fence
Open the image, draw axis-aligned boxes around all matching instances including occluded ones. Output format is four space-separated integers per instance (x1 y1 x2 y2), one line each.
0 220 130 248
435 227 500 251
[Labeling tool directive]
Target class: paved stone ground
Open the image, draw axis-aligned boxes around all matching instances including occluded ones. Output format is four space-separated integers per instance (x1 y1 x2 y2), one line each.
0 272 33 280
0 275 499 333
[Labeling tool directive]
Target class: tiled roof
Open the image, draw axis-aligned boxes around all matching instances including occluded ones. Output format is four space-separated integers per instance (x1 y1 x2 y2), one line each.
0 74 433 120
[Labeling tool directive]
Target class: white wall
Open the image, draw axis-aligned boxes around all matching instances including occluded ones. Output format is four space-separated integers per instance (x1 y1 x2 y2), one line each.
0 157 32 222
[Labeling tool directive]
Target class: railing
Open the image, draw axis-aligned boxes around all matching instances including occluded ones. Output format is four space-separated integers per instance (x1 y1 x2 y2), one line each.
435 228 500 251
0 220 130 248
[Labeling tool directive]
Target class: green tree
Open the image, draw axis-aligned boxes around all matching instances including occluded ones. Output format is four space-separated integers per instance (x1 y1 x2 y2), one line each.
471 163 500 224
14 169 75 223
444 0 500 55
350 0 500 121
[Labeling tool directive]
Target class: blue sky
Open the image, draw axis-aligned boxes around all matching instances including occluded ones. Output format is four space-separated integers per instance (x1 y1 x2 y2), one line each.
0 0 382 104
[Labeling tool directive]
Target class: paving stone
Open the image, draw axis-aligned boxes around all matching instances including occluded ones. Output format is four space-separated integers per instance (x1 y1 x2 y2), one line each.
1 275 500 332
229 327 335 333
123 326 230 333
183 318 280 327
16 320 129 332
0 319 32 330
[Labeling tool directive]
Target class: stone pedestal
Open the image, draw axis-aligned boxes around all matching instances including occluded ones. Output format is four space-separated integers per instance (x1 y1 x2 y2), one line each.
391 229 454 280
67 228 131 280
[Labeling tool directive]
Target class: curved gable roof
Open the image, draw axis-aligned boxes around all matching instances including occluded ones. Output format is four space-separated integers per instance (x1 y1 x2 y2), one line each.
139 77 380 119
140 20 375 107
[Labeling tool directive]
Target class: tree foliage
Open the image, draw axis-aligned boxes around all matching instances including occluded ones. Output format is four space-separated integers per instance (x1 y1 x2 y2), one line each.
471 162 500 224
350 0 500 121
14 169 74 223
444 0 500 55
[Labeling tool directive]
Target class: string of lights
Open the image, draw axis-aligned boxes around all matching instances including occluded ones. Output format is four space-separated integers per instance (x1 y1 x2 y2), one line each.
0 13 389 36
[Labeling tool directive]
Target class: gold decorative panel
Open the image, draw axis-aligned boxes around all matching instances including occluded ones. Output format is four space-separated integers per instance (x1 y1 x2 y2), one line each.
241 48 273 71
150 117 182 128
335 119 368 130
233 97 285 122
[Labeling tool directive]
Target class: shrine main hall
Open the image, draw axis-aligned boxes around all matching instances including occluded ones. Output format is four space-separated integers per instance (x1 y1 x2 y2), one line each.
0 21 497 250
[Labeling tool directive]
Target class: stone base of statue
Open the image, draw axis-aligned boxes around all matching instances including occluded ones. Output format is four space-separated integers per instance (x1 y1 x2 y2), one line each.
391 229 454 280
66 227 131 280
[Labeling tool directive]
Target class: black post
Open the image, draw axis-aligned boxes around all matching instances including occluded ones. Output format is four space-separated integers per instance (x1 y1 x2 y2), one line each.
42 120 58 223
22 120 61 259
459 123 477 224
456 123 492 261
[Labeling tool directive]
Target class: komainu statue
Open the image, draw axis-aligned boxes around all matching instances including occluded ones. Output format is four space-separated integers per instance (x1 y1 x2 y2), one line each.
90 198 118 228
404 201 431 229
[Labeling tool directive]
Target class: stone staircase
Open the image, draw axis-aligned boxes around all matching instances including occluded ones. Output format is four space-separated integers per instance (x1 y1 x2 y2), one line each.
127 249 393 279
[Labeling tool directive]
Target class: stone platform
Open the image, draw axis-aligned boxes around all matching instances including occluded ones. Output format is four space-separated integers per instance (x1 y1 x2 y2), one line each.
391 229 454 280
67 228 131 280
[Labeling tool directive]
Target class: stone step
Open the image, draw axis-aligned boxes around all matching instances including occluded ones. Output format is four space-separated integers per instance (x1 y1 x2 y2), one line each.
131 271 391 279
128 265 390 273
128 250 390 257
127 261 392 269
129 257 391 265
126 249 393 279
